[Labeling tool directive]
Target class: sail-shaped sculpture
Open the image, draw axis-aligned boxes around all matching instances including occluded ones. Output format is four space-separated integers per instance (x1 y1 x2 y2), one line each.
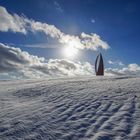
95 53 104 76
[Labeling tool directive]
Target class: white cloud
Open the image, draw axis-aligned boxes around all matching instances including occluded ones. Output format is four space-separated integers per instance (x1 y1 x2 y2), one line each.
0 43 94 79
30 21 109 50
121 64 140 74
0 43 140 79
80 33 109 50
127 63 140 71
0 6 110 51
0 6 27 34
108 60 124 66
25 43 60 48
105 63 140 76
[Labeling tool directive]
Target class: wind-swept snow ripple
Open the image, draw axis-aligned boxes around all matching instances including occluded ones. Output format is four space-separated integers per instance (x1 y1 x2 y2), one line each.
0 77 140 140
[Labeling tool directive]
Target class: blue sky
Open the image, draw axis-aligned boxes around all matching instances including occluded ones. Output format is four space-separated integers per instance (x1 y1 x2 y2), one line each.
0 0 140 79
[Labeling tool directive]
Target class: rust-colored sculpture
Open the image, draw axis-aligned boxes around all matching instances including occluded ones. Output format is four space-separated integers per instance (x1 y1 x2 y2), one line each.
95 53 104 76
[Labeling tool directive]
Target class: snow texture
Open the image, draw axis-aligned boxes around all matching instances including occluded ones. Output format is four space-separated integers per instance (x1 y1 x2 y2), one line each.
0 76 140 140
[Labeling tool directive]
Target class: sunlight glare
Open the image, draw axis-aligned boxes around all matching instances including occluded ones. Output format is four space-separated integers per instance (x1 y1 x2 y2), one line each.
63 41 79 58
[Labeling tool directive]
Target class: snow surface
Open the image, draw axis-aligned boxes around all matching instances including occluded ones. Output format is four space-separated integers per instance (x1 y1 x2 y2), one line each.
0 76 140 140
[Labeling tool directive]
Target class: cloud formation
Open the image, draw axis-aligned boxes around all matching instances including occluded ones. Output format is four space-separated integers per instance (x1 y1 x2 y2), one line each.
105 64 140 76
0 6 109 51
108 60 124 66
0 43 140 79
0 43 94 79
0 6 27 34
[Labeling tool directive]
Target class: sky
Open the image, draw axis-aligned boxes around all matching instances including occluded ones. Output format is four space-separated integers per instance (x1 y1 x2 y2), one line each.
0 0 140 79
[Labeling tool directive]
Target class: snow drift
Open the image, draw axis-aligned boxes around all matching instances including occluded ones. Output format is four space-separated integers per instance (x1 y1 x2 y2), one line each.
0 76 140 140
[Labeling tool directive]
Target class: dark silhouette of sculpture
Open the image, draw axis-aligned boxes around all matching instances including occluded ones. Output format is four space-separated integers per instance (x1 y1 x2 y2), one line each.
95 53 104 76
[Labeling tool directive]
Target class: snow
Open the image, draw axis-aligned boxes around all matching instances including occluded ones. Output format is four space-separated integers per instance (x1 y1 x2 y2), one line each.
0 76 140 140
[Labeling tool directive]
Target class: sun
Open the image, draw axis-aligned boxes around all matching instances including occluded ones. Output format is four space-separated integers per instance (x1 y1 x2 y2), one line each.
63 41 79 58
63 46 78 58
